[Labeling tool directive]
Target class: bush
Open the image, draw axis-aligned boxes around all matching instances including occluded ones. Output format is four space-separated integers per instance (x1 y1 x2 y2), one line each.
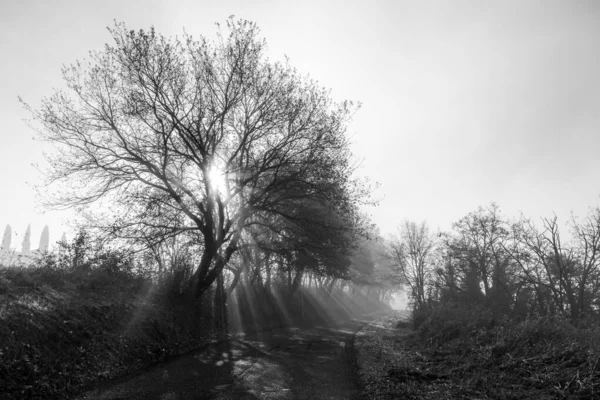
162 254 195 296
411 305 430 329
416 303 497 346
40 229 135 277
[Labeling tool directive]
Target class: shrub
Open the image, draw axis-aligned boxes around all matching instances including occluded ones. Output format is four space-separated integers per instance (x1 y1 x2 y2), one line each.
411 305 430 329
416 303 497 346
163 254 195 296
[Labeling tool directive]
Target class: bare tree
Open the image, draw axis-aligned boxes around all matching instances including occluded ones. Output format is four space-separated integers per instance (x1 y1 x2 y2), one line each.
388 220 436 308
570 209 600 319
512 211 600 323
23 19 368 298
445 204 515 311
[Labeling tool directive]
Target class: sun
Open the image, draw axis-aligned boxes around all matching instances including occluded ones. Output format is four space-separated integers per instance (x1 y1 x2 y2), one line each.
207 166 227 195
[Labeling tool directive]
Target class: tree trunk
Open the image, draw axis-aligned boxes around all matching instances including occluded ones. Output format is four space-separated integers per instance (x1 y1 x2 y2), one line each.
265 258 272 291
193 227 243 298
290 267 304 294
214 271 227 332
227 268 242 296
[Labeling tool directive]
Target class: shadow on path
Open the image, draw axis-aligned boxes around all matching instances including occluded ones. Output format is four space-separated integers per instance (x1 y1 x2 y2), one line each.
75 337 262 400
75 314 384 399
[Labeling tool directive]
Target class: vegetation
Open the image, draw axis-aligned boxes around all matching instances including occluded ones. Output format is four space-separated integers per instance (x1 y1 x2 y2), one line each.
373 204 600 399
355 306 600 399
386 203 600 324
0 233 221 400
22 17 371 302
15 14 600 400
0 230 391 400
7 19 392 398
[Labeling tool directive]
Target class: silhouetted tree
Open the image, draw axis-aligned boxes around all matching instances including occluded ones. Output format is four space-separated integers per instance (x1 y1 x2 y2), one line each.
445 204 515 311
511 211 600 323
388 220 437 308
24 18 369 298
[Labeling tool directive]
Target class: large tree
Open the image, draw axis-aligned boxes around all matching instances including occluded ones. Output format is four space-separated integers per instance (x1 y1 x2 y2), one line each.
24 19 368 297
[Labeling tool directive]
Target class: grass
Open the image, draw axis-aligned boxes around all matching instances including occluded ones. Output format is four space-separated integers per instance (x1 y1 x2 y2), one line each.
0 262 393 400
354 310 415 400
354 306 600 399
0 265 222 400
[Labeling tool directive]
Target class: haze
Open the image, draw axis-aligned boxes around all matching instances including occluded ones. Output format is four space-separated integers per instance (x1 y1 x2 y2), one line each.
2 0 600 245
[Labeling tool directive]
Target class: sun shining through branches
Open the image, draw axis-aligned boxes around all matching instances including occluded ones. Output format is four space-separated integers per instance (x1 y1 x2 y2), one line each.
20 18 394 368
206 166 228 197
24 18 374 301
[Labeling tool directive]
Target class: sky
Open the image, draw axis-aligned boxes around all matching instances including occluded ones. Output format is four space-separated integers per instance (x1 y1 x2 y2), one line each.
2 0 600 249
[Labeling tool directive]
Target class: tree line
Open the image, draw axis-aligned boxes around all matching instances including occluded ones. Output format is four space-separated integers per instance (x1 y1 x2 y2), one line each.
0 224 52 259
387 203 600 325
24 18 598 326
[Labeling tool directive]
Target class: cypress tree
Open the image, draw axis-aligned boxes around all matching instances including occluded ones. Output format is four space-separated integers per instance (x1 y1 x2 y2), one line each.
21 224 31 256
38 225 50 253
1 225 11 251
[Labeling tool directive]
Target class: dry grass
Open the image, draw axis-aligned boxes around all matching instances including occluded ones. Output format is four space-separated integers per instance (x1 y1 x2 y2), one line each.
0 265 222 400
354 307 600 399
354 310 421 399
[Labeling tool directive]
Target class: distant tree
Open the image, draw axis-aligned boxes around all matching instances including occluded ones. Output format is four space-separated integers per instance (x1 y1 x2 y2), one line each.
570 210 600 320
349 234 399 304
444 204 515 312
24 18 369 298
1 224 11 251
388 220 437 308
511 211 600 323
21 224 31 256
347 232 396 289
348 238 376 286
38 225 50 253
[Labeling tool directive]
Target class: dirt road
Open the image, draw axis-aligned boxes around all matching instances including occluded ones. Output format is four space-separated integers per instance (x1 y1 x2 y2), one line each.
74 314 380 400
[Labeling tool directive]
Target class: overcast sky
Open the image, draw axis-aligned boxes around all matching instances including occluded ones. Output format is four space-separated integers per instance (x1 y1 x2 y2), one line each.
2 0 600 247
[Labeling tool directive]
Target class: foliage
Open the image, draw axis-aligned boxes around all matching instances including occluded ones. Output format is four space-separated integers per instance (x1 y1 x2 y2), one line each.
40 229 135 277
0 263 221 400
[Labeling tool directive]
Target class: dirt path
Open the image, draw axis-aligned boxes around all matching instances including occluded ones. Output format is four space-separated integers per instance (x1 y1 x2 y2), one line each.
74 315 380 400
